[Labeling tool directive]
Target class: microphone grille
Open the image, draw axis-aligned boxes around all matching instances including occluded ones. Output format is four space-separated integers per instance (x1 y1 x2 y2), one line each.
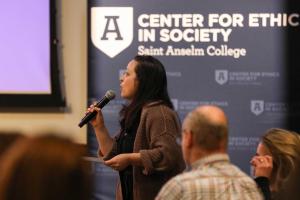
105 90 116 100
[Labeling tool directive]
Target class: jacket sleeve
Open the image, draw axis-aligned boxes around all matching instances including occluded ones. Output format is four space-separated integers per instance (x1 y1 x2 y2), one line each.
139 106 185 175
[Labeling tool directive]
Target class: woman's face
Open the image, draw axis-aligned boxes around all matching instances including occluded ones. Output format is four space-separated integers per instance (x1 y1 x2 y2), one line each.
120 60 139 100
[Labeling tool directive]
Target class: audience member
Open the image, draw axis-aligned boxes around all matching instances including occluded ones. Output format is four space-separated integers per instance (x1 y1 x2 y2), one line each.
251 128 300 200
0 132 24 157
0 134 91 200
156 105 263 200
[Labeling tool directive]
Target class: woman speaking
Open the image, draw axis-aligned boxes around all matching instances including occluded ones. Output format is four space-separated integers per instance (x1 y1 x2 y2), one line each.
87 55 185 200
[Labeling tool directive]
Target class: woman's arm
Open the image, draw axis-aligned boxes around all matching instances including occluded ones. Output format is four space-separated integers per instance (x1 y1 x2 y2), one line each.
94 125 114 156
251 155 273 200
88 106 114 156
104 153 143 171
139 106 185 175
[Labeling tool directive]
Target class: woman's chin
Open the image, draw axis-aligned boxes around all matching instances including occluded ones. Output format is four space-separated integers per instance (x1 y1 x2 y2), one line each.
121 94 129 100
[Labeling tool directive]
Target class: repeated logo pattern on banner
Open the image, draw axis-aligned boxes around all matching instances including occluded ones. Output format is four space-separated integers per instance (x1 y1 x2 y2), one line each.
87 1 300 199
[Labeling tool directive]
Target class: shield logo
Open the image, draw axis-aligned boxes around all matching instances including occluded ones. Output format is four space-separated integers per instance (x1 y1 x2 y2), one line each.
91 7 133 58
251 100 264 116
215 70 228 85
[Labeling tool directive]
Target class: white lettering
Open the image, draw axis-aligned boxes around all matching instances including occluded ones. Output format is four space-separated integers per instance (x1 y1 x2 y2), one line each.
207 45 246 59
249 13 300 27
138 14 204 28
208 13 244 27
159 28 232 42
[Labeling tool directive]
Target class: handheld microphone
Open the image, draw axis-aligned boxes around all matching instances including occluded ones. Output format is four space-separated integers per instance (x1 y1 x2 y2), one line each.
78 90 116 128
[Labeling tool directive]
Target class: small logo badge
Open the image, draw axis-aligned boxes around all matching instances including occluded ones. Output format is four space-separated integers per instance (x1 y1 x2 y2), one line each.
91 7 133 58
251 100 264 116
215 70 228 85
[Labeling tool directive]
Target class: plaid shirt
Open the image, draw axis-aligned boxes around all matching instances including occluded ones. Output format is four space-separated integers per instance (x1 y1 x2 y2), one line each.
156 153 263 200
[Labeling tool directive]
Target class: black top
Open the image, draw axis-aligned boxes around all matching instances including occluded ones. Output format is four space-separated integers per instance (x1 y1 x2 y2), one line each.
116 131 136 200
255 176 271 200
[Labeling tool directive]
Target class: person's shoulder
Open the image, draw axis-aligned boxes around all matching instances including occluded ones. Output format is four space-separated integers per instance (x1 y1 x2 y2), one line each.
156 172 185 200
142 103 177 122
169 170 201 184
228 163 258 185
143 101 174 114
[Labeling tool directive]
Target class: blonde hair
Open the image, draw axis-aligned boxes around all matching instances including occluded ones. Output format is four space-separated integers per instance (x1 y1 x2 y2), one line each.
261 128 300 193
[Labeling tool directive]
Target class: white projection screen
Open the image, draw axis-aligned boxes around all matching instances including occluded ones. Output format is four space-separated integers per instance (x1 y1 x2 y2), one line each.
0 0 65 107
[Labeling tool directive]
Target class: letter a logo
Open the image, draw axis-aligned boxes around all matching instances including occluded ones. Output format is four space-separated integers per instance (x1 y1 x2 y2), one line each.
215 70 228 85
251 100 264 116
91 7 133 58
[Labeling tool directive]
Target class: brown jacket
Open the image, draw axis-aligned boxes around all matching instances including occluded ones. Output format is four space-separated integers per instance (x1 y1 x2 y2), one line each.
101 102 185 200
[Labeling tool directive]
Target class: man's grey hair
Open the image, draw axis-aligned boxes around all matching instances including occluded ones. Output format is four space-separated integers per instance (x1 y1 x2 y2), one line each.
183 109 228 151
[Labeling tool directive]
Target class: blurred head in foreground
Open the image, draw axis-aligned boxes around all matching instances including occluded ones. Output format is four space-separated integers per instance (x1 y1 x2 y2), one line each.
0 131 24 158
0 134 91 200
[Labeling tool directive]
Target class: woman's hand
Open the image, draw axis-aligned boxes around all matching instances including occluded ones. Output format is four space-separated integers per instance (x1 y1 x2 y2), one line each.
86 103 105 128
104 153 142 171
250 155 273 178
104 154 132 171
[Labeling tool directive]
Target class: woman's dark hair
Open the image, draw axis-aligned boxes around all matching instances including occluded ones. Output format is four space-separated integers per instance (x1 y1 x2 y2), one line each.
120 55 173 133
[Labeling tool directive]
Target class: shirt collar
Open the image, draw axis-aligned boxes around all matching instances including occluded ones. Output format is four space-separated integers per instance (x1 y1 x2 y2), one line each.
144 100 163 107
191 153 230 169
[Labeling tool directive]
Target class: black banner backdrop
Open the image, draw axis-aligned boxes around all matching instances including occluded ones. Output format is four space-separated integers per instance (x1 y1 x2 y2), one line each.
87 0 300 199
